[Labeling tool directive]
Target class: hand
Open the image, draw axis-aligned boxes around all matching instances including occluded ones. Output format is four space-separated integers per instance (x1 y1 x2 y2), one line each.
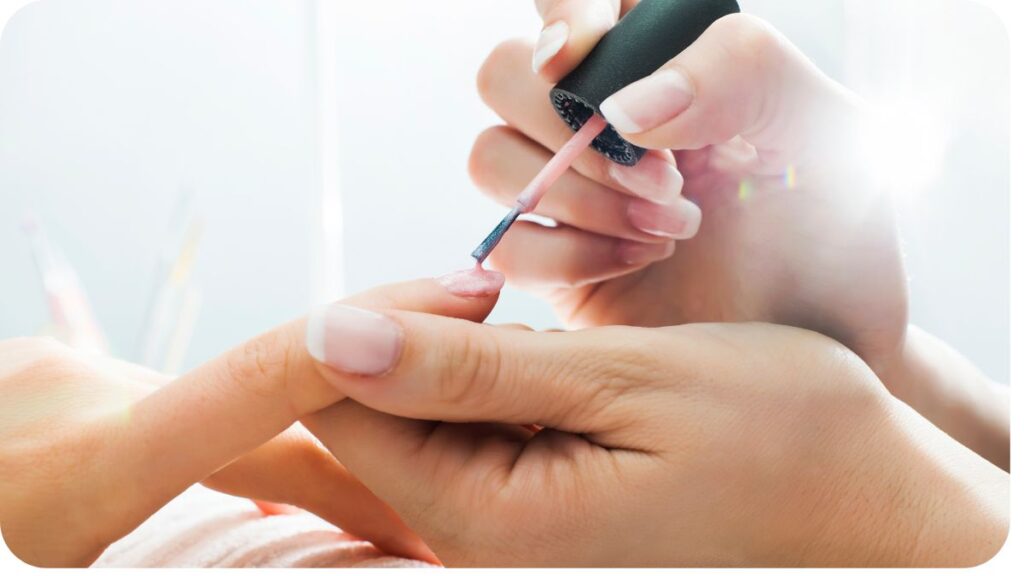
0 278 499 567
471 6 908 382
302 313 1008 566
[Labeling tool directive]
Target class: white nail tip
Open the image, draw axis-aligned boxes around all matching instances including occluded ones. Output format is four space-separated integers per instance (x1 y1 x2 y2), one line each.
306 307 327 363
682 201 703 239
532 21 569 73
600 98 644 134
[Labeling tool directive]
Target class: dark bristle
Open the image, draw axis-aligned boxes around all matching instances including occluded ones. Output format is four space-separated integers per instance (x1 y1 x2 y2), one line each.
471 208 522 263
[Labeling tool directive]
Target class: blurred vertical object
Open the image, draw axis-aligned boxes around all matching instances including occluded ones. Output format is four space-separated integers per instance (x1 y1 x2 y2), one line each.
138 191 204 373
22 214 109 354
310 0 346 306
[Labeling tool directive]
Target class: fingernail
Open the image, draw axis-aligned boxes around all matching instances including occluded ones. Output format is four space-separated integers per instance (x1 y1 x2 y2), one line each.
627 197 702 240
533 21 569 73
437 268 506 297
609 154 684 203
600 70 695 134
617 240 676 266
306 305 403 377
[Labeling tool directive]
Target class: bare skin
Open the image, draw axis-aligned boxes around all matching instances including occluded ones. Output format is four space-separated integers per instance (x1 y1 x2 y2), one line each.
471 3 1007 470
0 278 497 567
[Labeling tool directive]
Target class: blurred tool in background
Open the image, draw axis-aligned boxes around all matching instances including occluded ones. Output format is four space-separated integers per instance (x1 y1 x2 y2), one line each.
22 214 109 355
137 191 204 375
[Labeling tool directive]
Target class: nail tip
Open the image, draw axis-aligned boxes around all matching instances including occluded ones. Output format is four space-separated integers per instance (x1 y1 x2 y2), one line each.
599 99 643 135
305 307 327 363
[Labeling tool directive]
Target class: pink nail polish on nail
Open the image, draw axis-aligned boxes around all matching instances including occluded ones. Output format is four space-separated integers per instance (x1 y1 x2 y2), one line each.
306 305 403 377
437 266 506 297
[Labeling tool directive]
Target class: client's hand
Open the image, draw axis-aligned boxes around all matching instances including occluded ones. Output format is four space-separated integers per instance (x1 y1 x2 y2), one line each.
303 312 1008 566
0 277 499 567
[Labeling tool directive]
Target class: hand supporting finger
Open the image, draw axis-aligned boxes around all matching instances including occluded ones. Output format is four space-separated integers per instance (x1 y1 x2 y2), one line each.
92 278 499 550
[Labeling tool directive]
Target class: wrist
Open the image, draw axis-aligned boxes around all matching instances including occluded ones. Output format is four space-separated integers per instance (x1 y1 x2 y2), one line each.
874 400 1009 566
791 385 1008 567
883 327 1009 470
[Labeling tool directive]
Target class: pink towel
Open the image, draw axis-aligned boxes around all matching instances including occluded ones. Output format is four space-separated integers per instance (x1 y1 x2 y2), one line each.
92 486 431 568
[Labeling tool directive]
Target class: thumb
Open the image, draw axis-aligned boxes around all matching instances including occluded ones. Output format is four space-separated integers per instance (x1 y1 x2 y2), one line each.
598 13 855 163
101 275 501 537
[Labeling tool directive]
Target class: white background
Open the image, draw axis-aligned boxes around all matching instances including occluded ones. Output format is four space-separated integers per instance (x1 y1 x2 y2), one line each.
0 0 1010 382
0 0 1011 382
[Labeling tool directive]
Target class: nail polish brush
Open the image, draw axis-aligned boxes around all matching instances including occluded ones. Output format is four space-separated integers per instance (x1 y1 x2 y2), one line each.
470 0 740 264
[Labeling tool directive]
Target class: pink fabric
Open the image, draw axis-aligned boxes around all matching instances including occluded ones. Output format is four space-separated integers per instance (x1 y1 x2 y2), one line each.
92 486 430 568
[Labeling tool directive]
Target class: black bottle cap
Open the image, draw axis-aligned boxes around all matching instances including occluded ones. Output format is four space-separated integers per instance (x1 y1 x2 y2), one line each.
550 0 741 166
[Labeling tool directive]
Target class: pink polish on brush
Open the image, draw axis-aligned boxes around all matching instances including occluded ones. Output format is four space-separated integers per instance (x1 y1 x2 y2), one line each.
470 114 608 263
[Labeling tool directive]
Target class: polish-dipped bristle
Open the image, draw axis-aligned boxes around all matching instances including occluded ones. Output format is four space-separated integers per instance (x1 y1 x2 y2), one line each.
471 207 522 263
470 114 608 265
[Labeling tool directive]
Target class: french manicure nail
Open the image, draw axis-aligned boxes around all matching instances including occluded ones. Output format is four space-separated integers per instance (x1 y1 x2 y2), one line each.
609 154 684 203
306 304 403 377
617 240 676 266
600 70 695 133
627 198 703 240
533 21 570 73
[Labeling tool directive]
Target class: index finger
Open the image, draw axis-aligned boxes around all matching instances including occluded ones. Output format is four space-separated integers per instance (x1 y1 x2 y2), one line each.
100 278 500 537
532 0 641 81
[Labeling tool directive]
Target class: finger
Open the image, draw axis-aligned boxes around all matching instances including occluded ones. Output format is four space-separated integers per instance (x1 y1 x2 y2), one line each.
305 310 664 447
470 126 701 242
303 400 622 562
103 278 499 536
203 424 437 563
599 13 852 160
478 39 682 203
489 220 676 290
532 0 643 81
302 402 483 560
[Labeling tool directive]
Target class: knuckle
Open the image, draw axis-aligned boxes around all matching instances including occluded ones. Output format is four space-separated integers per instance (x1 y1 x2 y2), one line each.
715 13 784 63
555 327 670 419
476 38 530 104
467 125 514 191
223 331 294 401
437 327 503 410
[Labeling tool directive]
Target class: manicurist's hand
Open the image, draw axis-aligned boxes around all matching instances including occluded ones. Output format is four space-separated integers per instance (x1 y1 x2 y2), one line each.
0 277 500 567
472 4 907 383
303 315 1008 567
476 2 1011 471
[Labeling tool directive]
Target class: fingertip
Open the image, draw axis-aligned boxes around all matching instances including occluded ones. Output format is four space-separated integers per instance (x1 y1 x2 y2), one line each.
533 0 617 81
532 20 569 75
435 268 506 298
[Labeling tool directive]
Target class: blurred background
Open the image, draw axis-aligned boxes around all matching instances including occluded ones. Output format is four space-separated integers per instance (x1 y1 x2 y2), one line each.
0 0 1009 381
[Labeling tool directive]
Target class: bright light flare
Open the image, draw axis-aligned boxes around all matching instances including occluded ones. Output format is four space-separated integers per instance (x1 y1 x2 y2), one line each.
862 99 949 202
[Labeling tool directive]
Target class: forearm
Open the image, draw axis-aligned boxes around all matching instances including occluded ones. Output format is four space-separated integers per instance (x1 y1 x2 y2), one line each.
884 326 1009 471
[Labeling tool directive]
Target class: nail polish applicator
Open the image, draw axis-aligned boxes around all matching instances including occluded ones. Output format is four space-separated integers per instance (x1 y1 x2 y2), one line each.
471 0 740 263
